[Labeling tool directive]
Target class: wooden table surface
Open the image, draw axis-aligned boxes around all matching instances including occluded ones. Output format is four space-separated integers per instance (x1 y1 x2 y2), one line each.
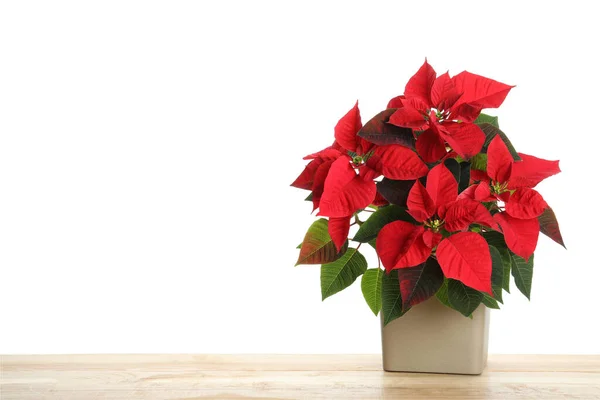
1 354 599 399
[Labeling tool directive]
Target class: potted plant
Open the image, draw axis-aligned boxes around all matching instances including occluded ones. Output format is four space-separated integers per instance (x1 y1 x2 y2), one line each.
291 60 564 375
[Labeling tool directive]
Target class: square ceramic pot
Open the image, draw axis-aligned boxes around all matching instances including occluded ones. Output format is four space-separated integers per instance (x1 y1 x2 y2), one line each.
381 297 490 375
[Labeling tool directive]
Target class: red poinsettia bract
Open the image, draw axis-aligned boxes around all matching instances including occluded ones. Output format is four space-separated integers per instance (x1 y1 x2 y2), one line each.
464 135 561 260
377 163 496 293
291 102 428 251
387 60 514 163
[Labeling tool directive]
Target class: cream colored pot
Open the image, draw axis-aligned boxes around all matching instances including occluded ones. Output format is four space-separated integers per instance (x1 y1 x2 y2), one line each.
381 297 490 375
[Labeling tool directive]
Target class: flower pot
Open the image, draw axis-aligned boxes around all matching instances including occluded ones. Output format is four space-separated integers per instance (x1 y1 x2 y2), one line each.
381 297 490 375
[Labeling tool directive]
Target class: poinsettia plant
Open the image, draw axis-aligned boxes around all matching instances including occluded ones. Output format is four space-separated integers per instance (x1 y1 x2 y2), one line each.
292 60 564 324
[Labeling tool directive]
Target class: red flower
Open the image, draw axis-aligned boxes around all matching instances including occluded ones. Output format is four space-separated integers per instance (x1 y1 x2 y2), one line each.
332 102 429 181
466 135 561 260
377 163 495 293
292 102 429 251
388 60 514 163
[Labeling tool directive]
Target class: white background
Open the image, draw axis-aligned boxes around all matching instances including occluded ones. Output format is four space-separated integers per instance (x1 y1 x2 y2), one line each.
1 1 597 354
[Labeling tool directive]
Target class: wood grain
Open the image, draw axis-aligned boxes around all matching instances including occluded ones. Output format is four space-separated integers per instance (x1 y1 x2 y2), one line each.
1 354 599 399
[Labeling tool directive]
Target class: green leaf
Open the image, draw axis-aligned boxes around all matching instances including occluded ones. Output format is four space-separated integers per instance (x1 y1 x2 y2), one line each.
382 270 408 326
539 207 566 248
304 192 313 201
489 245 504 303
436 279 452 308
320 248 367 300
397 257 444 311
482 231 511 292
500 247 512 293
444 158 461 183
511 253 534 300
353 205 415 243
482 231 507 249
296 219 347 265
458 161 471 193
437 279 477 317
447 279 483 317
470 153 488 171
482 293 500 309
444 158 471 193
368 238 377 249
474 113 499 128
361 268 383 315
479 123 521 161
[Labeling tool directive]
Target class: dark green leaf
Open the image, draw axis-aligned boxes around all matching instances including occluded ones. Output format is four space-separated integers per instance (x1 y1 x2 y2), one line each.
482 232 511 293
436 279 452 308
304 192 313 201
361 268 383 315
444 158 461 183
482 231 512 293
296 219 347 265
357 109 415 148
443 158 471 193
382 270 408 326
459 161 471 193
482 231 507 249
447 279 483 317
482 293 500 309
539 207 566 248
353 205 415 243
437 280 475 317
397 257 444 311
368 238 377 249
500 247 512 293
474 113 499 128
489 245 504 303
479 123 521 161
321 248 368 300
376 178 416 207
511 253 534 300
